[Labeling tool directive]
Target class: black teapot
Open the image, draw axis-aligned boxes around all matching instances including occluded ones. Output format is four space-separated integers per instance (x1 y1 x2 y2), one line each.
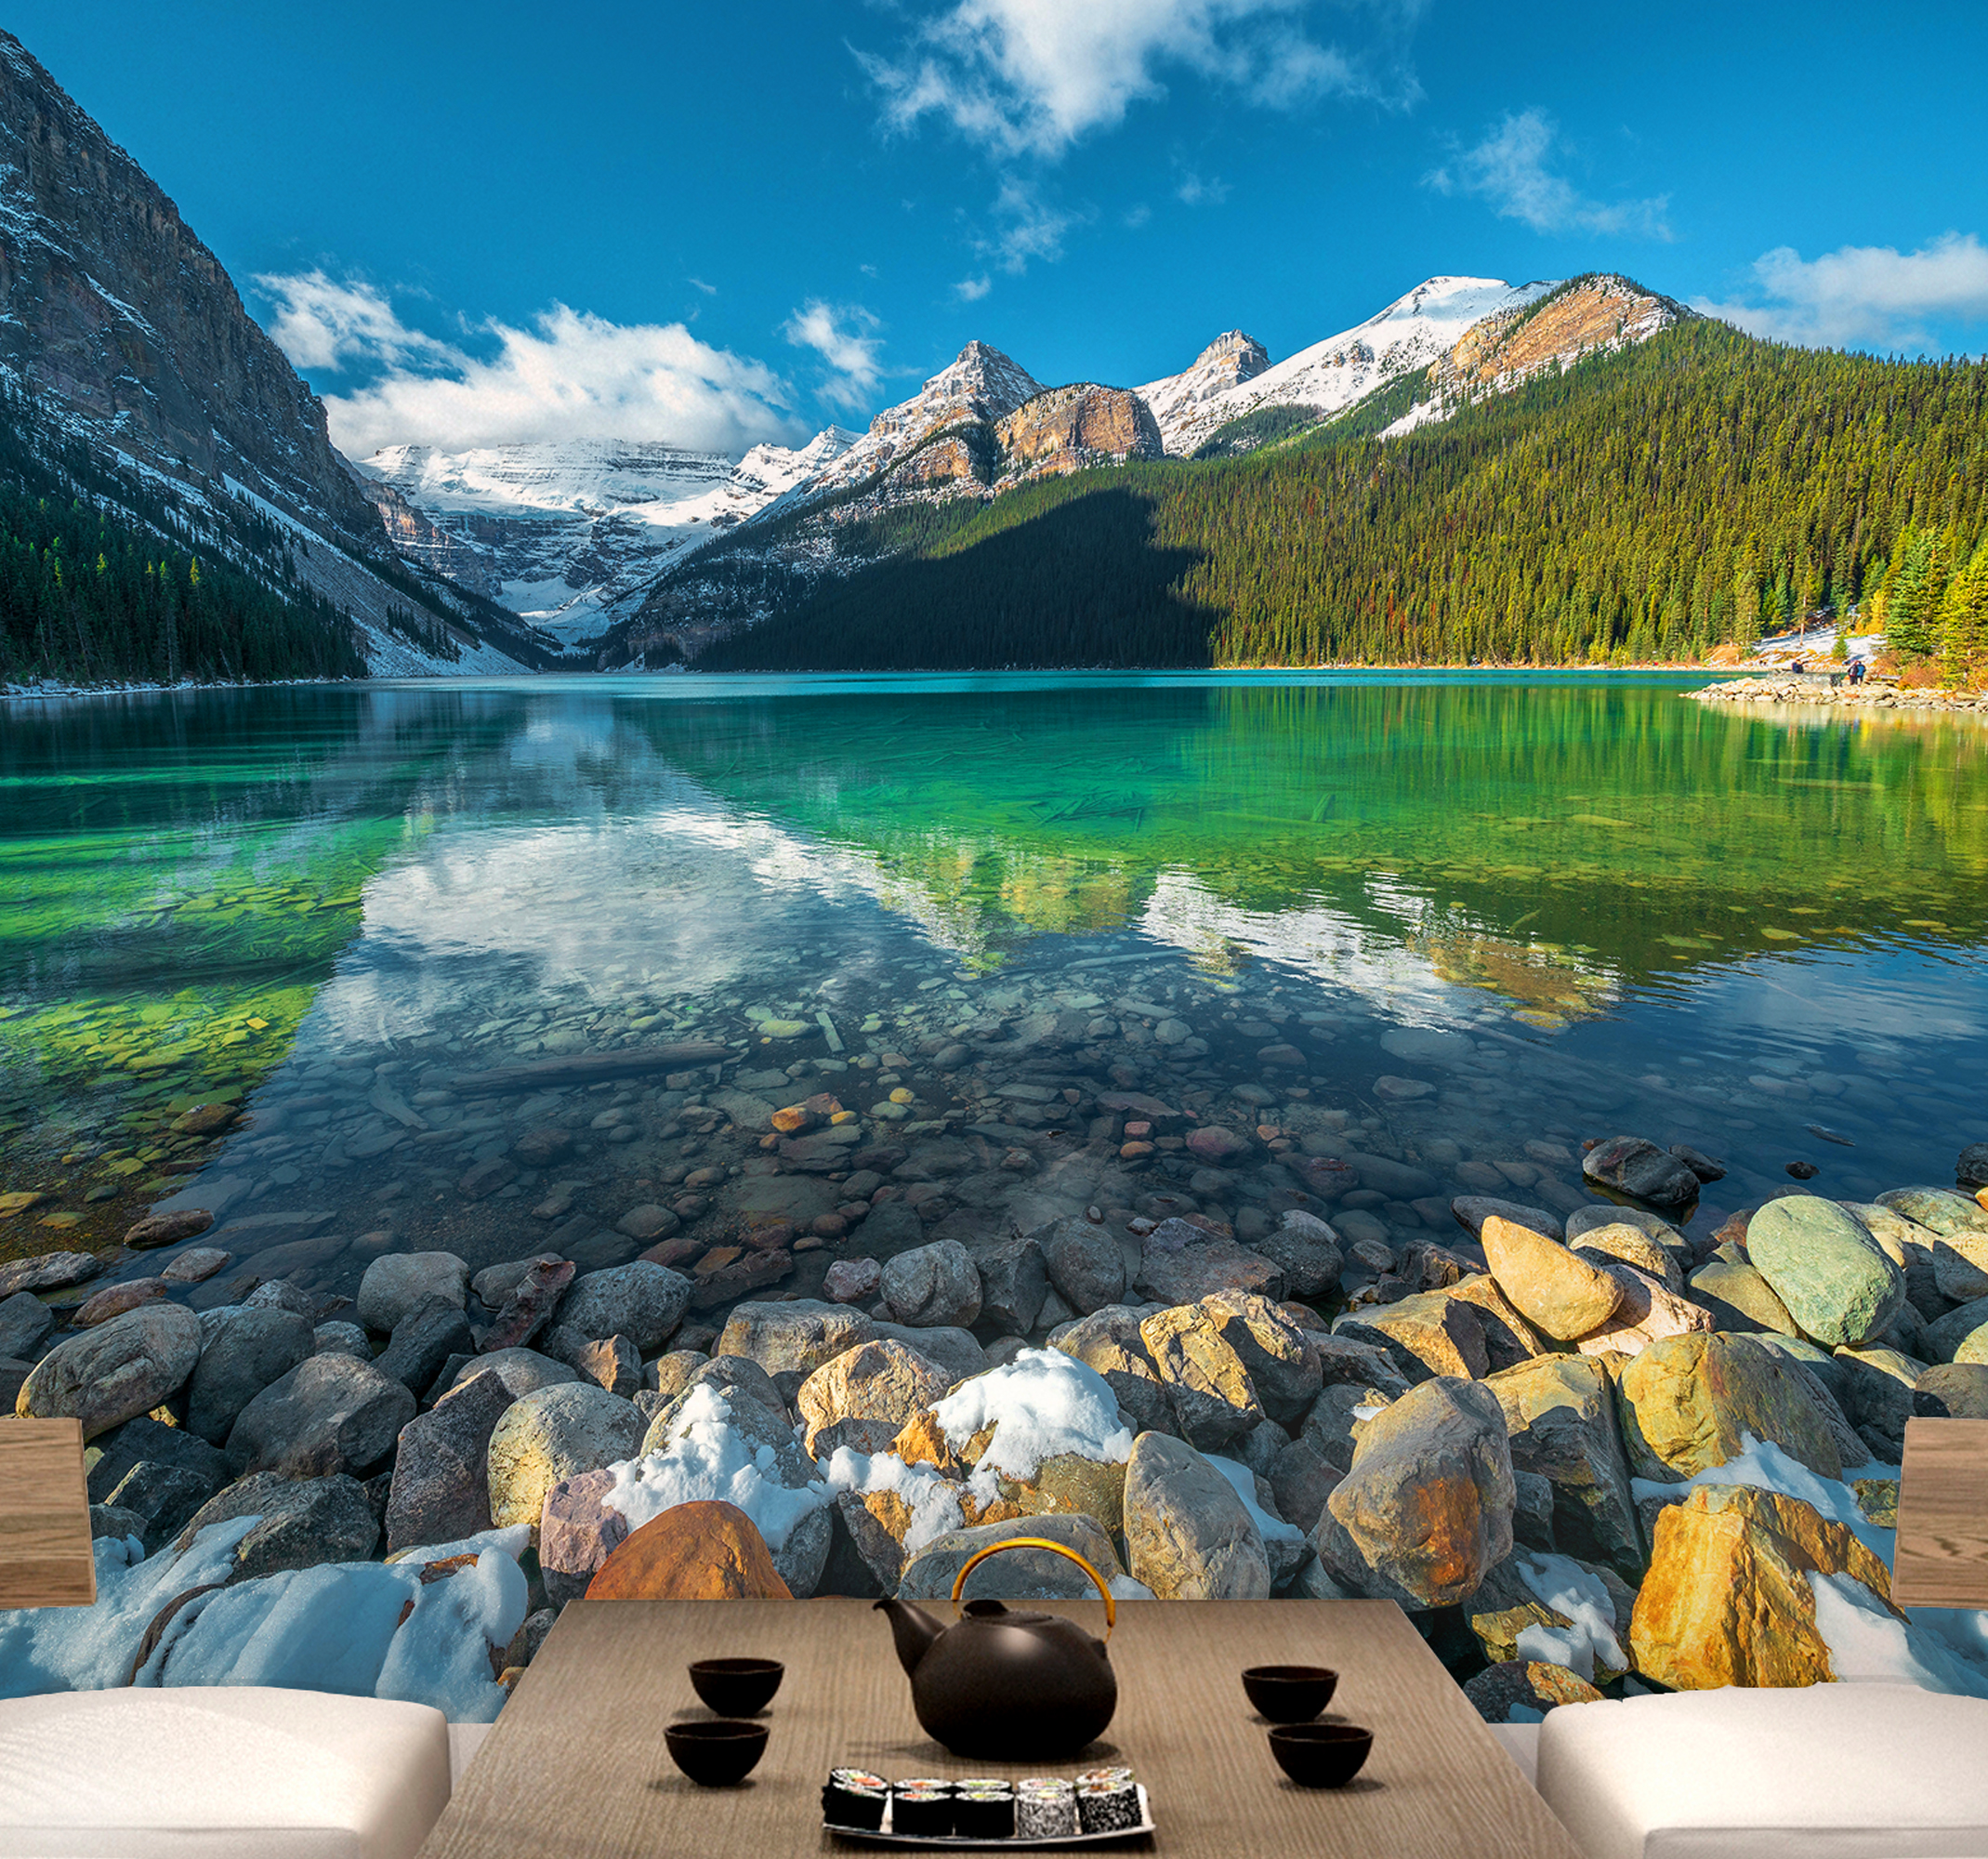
876 1536 1119 1760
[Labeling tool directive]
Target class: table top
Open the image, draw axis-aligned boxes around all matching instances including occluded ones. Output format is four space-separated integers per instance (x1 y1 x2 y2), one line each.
420 1598 1581 1859
0 1417 95 1609
1893 1415 1988 1608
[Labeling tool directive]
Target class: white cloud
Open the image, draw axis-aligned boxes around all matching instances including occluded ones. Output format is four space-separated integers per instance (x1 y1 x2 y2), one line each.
782 299 886 409
1426 108 1670 240
955 274 994 301
1176 170 1231 206
254 270 454 372
1693 233 1988 352
688 277 718 296
1123 202 1153 230
257 273 806 457
984 177 1080 273
860 0 1421 162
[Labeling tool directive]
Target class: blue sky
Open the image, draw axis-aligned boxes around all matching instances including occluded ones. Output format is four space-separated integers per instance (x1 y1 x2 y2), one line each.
16 0 1988 458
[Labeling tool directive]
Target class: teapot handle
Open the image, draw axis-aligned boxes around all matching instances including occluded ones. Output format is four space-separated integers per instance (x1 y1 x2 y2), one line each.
948 1536 1117 1641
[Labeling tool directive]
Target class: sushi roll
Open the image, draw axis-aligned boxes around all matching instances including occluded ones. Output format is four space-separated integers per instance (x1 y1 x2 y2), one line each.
1076 1780 1143 1834
1075 1766 1134 1791
821 1779 889 1831
953 1786 1016 1840
890 1785 955 1838
1013 1785 1077 1839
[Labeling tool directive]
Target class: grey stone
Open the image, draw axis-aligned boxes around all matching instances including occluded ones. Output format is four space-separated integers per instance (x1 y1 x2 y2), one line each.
881 1240 982 1328
18 1303 202 1440
1581 1136 1702 1208
175 1470 379 1579
1255 1211 1343 1299
1916 1362 1988 1419
554 1261 691 1352
384 1368 516 1555
1123 1430 1271 1600
243 1280 315 1318
454 1346 578 1400
1483 1354 1641 1577
1034 1219 1126 1317
374 1295 477 1394
1267 1435 1342 1536
1832 1346 1920 1457
102 1459 223 1556
471 1253 564 1309
899 1511 1127 1603
159 1247 232 1285
311 1320 372 1360
974 1233 1047 1335
85 1415 230 1504
570 1334 642 1399
355 1251 469 1332
1050 1306 1172 1432
1958 1145 1988 1192
716 1300 879 1400
0 1250 101 1297
0 1290 54 1361
227 1351 417 1477
186 1307 314 1444
1452 1196 1564 1243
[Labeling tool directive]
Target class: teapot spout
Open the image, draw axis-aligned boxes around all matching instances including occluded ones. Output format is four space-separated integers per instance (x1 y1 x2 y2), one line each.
874 1597 945 1676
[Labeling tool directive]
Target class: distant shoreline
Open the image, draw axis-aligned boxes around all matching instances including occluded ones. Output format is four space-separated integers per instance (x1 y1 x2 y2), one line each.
1688 674 1988 714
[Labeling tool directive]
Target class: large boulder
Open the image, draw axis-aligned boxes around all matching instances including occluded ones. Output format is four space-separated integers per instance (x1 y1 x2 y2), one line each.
898 1511 1126 1603
1615 1332 1843 1483
652 1354 788 1428
173 1470 380 1581
1877 1185 1988 1244
1033 1219 1126 1317
84 1414 230 1503
99 1458 223 1557
585 1499 793 1599
184 1307 314 1444
1121 1431 1271 1600
486 1381 643 1533
454 1347 578 1401
974 1233 1047 1335
1314 1376 1515 1606
1744 1196 1904 1348
1195 1291 1322 1425
1831 1346 1919 1458
1135 1220 1284 1305
1335 1292 1486 1383
869 1322 987 1388
880 1241 982 1328
355 1251 467 1332
1139 1303 1264 1451
1050 1307 1171 1432
717 1300 877 1399
1254 1211 1343 1299
227 1351 416 1478
17 1303 202 1438
0 1290 53 1361
1628 1484 1898 1688
383 1367 516 1554
1452 1197 1563 1243
796 1339 952 1458
1480 1216 1624 1340
1582 1136 1701 1208
1570 1222 1686 1294
1916 1362 1988 1418
1485 1354 1642 1576
374 1296 477 1395
1922 1296 1988 1365
553 1261 691 1352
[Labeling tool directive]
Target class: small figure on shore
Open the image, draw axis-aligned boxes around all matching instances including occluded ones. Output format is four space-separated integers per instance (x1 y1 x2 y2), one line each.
1848 656 1867 686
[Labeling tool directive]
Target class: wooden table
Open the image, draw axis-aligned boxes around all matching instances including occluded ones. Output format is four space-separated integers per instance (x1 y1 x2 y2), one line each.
0 1417 95 1608
1892 1416 1988 1607
419 1599 1580 1859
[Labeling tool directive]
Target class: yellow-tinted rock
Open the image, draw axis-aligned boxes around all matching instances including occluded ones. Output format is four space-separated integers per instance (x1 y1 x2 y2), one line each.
1481 1216 1625 1340
585 1499 793 1600
1628 1484 1896 1689
1615 1332 1843 1483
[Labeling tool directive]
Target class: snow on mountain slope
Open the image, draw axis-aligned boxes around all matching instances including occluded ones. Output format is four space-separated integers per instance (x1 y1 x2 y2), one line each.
356 429 854 644
1135 331 1270 454
1143 276 1560 455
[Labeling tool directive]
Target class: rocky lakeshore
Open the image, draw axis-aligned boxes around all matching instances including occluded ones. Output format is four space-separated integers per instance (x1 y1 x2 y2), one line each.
1690 675 1988 713
7 1080 1988 1721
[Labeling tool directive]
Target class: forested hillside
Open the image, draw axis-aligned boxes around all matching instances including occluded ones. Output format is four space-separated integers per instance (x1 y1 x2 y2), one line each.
698 321 1988 673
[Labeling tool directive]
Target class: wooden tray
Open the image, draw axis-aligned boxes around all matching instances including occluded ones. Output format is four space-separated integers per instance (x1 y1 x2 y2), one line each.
825 1786 1154 1847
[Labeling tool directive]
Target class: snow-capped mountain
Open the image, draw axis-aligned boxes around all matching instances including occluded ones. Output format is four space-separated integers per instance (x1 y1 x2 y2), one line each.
1135 331 1270 452
787 340 1045 507
355 429 854 644
1139 276 1560 455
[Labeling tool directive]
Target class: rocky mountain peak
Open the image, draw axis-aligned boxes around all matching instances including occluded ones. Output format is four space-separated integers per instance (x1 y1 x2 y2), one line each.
1427 274 1692 402
0 30 381 548
1194 330 1271 376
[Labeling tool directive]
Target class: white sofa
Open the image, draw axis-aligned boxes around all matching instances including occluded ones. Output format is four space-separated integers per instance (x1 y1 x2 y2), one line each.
1511 1684 1988 1859
0 1689 457 1859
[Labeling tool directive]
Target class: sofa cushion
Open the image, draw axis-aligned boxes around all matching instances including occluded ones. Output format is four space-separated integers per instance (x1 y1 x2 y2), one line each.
0 1687 452 1859
1537 1683 1988 1859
